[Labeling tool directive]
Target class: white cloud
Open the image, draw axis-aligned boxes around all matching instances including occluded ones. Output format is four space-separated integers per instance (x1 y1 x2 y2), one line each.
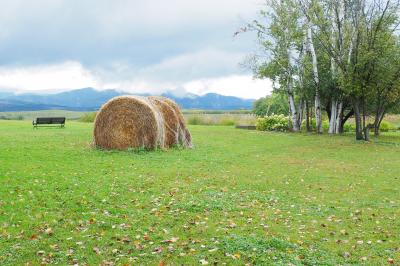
136 48 245 81
0 61 271 99
183 75 272 99
0 62 98 93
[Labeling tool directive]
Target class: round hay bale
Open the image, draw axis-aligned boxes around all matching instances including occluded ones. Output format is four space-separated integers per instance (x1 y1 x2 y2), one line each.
148 96 180 148
93 96 162 150
153 97 193 148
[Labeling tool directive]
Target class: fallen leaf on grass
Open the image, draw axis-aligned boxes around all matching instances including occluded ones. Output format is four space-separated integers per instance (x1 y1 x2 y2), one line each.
161 237 178 244
44 228 53 236
199 259 209 265
152 247 163 254
93 247 101 255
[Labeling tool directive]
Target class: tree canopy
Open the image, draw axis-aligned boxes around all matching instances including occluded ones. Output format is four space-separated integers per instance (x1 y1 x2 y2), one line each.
246 0 400 140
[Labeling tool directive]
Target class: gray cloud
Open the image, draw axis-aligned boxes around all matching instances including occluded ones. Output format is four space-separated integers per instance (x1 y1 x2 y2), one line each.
0 0 271 98
0 0 259 65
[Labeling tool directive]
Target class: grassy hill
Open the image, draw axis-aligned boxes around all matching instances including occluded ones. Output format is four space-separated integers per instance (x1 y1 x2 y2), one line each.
0 121 399 265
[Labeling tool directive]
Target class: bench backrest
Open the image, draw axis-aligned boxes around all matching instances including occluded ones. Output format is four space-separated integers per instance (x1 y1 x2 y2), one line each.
35 117 66 124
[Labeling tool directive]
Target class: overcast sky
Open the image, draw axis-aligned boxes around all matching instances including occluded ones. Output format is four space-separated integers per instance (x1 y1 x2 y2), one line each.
0 0 272 99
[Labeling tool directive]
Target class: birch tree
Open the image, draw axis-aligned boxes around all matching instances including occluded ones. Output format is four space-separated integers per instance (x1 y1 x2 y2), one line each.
302 0 400 140
249 0 304 132
306 26 322 133
246 0 400 140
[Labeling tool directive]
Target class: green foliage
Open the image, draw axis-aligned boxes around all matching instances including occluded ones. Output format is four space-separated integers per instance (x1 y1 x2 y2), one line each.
249 0 400 139
187 116 205 125
391 104 400 114
343 123 355 133
250 0 304 92
301 118 330 132
219 118 235 126
256 114 289 132
380 121 396 132
253 92 289 116
78 112 97 123
322 120 329 132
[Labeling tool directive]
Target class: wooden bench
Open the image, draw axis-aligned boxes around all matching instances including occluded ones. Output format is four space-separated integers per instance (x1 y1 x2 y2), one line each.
33 117 66 128
236 125 256 130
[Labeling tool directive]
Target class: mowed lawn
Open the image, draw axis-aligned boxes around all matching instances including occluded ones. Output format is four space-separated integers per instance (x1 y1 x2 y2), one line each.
0 121 399 265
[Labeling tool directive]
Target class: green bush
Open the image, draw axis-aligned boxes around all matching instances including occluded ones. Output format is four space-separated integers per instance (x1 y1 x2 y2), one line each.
79 112 97 123
322 120 329 132
256 114 289 132
343 123 354 132
187 116 204 125
380 121 395 132
301 118 330 132
219 118 235 126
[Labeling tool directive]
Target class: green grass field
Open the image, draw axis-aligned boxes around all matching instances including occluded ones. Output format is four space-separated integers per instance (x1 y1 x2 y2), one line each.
0 121 399 265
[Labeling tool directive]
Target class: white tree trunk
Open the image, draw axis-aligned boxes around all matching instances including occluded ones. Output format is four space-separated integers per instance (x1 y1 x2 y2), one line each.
335 101 343 134
328 100 337 134
287 78 300 132
307 27 322 133
288 94 299 131
328 3 344 135
297 100 304 129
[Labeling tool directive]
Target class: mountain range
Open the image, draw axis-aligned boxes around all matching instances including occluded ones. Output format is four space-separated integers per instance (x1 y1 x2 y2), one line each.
0 88 255 112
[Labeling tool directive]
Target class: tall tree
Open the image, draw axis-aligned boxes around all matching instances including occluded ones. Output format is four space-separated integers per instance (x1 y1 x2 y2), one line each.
248 0 305 131
301 0 400 140
245 0 400 140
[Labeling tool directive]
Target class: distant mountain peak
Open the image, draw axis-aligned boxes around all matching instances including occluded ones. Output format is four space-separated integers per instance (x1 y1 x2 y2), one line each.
0 88 255 112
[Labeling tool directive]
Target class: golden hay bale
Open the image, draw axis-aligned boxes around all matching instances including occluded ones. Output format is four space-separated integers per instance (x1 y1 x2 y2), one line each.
148 96 180 148
153 97 193 148
93 96 163 150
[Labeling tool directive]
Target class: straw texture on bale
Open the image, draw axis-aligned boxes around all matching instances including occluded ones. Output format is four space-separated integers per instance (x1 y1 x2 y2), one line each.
148 96 180 148
94 95 192 150
160 97 193 148
93 96 162 150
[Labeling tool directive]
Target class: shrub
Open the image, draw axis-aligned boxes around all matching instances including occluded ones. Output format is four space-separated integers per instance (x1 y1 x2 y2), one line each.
79 112 97 123
343 123 354 132
187 116 204 125
256 114 289 132
301 118 330 132
380 121 395 132
219 118 235 126
322 120 329 132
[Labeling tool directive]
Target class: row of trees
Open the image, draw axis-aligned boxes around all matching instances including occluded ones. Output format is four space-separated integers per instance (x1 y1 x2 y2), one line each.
244 0 400 140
